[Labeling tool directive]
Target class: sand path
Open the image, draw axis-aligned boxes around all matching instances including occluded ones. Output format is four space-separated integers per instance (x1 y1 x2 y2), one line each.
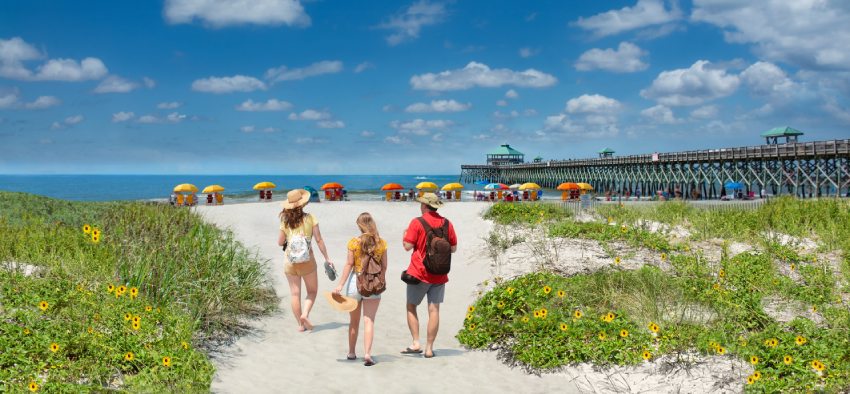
196 201 580 393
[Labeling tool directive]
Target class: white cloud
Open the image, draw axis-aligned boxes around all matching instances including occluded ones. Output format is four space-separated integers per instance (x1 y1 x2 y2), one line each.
377 1 446 46
0 90 19 108
518 47 539 58
94 75 139 93
0 37 110 81
52 114 84 129
138 115 159 124
822 97 850 124
296 137 326 144
384 135 410 144
566 94 622 114
134 113 188 124
240 125 255 133
50 121 62 130
493 109 537 119
389 118 453 136
0 37 42 79
382 105 395 112
265 60 343 82
166 112 187 123
143 77 156 88
191 75 267 93
690 105 718 119
573 0 681 38
495 100 508 107
505 89 519 99
112 111 135 122
262 127 280 133
641 104 680 124
404 99 471 113
360 130 375 137
24 96 60 109
692 1 850 71
740 61 797 98
537 113 619 138
164 0 310 28
317 120 345 129
640 60 740 106
575 42 649 73
236 98 293 112
157 101 182 109
354 62 374 73
288 109 330 120
411 61 557 91
431 133 444 142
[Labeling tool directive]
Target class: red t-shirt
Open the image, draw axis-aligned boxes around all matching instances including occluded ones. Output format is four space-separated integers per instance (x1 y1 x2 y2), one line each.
403 211 457 284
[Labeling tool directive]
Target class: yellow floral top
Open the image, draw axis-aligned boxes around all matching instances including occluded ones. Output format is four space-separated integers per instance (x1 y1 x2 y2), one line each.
347 236 387 273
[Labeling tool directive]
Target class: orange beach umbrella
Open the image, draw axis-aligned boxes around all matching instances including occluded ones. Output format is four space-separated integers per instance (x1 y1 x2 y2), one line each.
321 182 344 190
557 182 580 190
381 183 404 191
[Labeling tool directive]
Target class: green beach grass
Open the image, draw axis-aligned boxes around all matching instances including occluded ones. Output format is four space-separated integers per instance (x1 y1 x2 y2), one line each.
460 198 850 392
0 192 276 392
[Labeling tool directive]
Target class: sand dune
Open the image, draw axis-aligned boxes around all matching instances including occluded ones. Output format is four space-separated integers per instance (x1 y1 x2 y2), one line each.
196 201 581 393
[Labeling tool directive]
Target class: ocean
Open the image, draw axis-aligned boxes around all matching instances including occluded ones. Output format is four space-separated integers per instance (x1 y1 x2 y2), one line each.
0 174 471 202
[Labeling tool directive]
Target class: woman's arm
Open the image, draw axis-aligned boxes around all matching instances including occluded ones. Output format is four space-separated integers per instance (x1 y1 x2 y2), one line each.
278 230 287 246
333 249 355 295
312 224 332 263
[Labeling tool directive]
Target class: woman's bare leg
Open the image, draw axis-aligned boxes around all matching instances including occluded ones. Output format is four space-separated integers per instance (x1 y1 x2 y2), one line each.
347 302 362 358
285 274 304 331
362 298 380 363
300 270 319 330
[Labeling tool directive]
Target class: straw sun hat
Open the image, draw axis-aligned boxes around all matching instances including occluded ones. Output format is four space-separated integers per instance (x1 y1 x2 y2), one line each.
416 192 444 209
281 189 311 210
323 291 358 312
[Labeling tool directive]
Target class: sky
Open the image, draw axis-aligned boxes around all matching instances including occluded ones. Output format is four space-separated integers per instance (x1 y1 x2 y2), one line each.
1 0 849 175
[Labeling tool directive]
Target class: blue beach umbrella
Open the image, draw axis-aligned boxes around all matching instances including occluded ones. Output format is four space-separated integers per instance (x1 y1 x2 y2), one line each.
484 183 509 190
304 186 321 202
724 181 744 190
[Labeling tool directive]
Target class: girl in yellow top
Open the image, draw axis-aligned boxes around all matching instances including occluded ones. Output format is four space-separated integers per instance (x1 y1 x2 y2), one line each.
333 212 387 366
278 189 334 332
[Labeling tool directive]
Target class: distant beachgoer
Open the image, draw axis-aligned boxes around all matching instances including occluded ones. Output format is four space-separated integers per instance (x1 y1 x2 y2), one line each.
408 189 415 200
215 193 223 205
267 190 273 201
169 192 177 206
278 189 334 332
333 212 387 366
401 193 457 358
206 194 213 205
259 190 266 201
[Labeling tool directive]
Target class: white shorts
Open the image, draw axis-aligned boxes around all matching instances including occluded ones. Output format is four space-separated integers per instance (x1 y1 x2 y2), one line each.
344 272 381 301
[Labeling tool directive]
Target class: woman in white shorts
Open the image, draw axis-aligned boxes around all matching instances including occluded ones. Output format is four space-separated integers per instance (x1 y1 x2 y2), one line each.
333 212 387 366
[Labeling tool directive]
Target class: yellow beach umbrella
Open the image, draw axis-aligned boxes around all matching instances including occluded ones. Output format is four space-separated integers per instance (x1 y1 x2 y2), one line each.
441 182 464 191
519 182 541 190
577 183 594 191
173 183 198 193
253 181 276 190
416 181 438 190
202 185 225 194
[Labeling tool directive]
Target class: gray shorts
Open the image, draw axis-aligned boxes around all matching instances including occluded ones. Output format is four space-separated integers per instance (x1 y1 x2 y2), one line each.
406 282 445 305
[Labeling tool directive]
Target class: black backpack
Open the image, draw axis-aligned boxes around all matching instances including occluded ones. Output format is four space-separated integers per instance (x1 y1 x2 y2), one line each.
417 217 452 275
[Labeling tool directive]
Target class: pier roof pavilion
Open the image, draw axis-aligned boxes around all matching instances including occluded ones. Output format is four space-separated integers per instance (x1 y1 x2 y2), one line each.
598 147 615 158
762 126 804 145
487 144 524 166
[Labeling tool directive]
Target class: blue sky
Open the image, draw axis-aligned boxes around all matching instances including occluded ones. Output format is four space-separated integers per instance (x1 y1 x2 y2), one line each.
1 0 849 174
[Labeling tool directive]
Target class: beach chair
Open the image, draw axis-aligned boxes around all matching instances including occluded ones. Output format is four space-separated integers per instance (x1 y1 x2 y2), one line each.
185 194 194 206
215 193 223 205
176 194 184 206
206 194 213 205
266 190 273 201
259 190 266 200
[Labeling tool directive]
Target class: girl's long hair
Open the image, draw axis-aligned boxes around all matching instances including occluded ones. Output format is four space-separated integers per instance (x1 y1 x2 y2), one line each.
280 206 306 230
356 212 380 257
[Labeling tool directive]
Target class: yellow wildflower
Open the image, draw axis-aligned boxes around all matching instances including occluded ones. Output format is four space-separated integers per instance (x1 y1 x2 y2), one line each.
162 356 172 367
38 301 49 311
557 290 565 298
620 225 627 233
107 284 115 293
573 310 583 319
543 286 552 294
619 329 629 338
124 312 132 321
660 252 667 261
746 376 755 385
506 287 515 295
790 263 796 271
750 356 759 365
28 382 39 392
605 312 615 321
783 355 793 365
130 287 138 299
132 321 140 331
539 308 548 318
467 306 475 313
468 323 476 331
795 336 806 346
49 343 59 352
497 301 505 308
145 305 153 312
559 323 568 331
614 257 621 265
753 371 762 380
23 328 30 335
182 341 189 350
811 305 817 313
87 327 94 334
92 228 101 237
716 346 726 355
712 283 721 291
765 338 778 348
116 286 127 295
648 322 660 333
82 224 91 234
533 311 540 318
642 351 651 361
598 332 606 340
718 269 725 278
521 316 529 323
124 352 134 361
132 316 141 324
812 360 825 371
466 313 473 320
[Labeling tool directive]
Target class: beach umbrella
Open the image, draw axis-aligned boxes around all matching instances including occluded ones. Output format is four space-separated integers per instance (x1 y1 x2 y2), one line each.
725 181 743 190
381 183 405 191
321 182 344 190
416 181 438 190
253 181 276 190
304 186 317 193
557 182 580 190
173 183 198 193
201 185 224 194
483 183 509 190
577 183 594 191
441 182 464 191
519 182 542 190
508 183 522 190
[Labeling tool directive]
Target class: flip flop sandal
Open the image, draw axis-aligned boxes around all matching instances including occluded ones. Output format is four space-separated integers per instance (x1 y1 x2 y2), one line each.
424 352 435 358
364 359 376 366
346 354 357 360
400 347 423 354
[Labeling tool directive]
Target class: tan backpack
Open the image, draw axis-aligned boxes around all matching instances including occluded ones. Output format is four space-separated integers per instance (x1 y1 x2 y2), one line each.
357 251 386 297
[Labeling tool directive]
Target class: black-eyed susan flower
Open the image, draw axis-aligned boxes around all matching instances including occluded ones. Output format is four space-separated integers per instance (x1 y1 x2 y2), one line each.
82 224 92 234
619 329 629 338
38 301 49 311
497 301 505 308
557 290 565 298
506 287 515 295
28 382 38 392
543 286 552 294
766 338 778 348
718 269 725 278
87 326 94 334
750 356 759 365
124 312 132 321
465 313 473 320
605 312 615 321
783 355 793 365
811 305 817 313
117 286 127 295
648 322 660 333
182 341 189 350
23 328 30 335
559 323 568 331
124 352 134 361
539 308 548 317
620 225 627 233
790 263 796 271
145 305 153 312
716 346 726 355
91 233 101 243
521 316 529 323
132 321 140 331
92 228 101 237
573 310 583 319
811 360 825 371
49 343 59 352
642 351 651 361
753 371 762 380
712 283 721 291
467 306 475 313
795 336 806 346
132 316 141 324
660 252 667 261
129 287 138 298
614 257 621 265
468 323 476 331
746 375 755 385
107 284 115 293
598 332 606 340
162 356 172 367
533 311 540 318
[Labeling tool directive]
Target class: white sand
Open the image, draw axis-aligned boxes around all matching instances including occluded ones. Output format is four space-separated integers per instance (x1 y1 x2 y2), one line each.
196 201 582 393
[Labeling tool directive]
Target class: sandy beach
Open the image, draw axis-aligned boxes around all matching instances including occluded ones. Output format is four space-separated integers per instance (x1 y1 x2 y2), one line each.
196 201 582 393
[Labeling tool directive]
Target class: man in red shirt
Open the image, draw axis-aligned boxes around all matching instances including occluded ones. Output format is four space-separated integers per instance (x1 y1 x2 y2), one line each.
401 192 457 358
